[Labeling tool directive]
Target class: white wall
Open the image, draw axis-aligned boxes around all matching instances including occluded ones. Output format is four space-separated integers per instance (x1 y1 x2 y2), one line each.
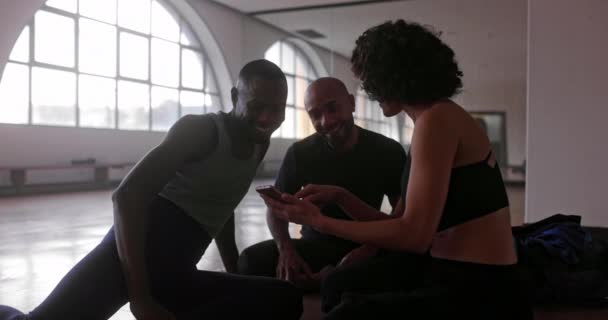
447 0 527 166
526 0 608 226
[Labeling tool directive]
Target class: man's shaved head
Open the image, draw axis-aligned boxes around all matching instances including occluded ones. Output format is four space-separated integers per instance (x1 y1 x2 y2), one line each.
237 59 287 93
304 77 357 151
230 60 287 143
304 77 350 107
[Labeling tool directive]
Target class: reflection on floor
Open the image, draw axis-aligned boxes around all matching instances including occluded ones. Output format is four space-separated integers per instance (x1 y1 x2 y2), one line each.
0 181 525 319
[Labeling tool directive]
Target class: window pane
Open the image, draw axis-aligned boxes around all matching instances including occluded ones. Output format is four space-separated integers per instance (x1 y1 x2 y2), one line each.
35 11 75 67
120 32 149 80
118 80 149 130
118 0 151 34
152 86 178 131
308 63 317 80
296 108 312 138
9 26 29 63
365 99 373 119
281 106 295 138
271 124 281 138
151 0 179 42
45 0 77 13
371 102 378 120
181 48 203 90
0 63 29 124
204 93 221 113
295 54 308 78
391 117 400 142
355 95 365 118
180 90 204 116
205 62 217 93
180 25 200 47
403 126 413 144
79 74 115 128
32 67 76 126
151 38 179 87
265 42 280 66
286 76 294 106
80 18 116 77
295 77 307 108
281 42 294 74
405 115 414 127
80 0 116 24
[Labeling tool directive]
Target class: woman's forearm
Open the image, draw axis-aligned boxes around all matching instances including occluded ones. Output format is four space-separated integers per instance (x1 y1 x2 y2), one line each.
336 190 392 221
313 215 427 253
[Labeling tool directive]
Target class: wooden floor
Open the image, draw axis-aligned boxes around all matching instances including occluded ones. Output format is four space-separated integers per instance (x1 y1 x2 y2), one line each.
0 179 305 319
7 183 598 320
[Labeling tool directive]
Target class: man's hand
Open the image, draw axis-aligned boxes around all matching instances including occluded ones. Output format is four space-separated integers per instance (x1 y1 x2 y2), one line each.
216 216 239 273
338 245 378 267
277 246 312 282
130 295 176 320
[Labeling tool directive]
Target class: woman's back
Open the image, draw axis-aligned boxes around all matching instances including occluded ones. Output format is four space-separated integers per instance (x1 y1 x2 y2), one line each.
420 101 517 265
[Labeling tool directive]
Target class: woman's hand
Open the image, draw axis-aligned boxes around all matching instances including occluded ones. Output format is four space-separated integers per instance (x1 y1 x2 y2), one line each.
261 193 323 228
294 184 347 207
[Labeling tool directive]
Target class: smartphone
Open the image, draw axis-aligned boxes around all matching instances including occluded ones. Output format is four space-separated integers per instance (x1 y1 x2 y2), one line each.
255 185 286 202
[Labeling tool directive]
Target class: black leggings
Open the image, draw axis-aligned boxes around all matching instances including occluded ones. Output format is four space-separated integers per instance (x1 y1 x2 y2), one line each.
0 197 302 320
237 238 358 277
322 252 534 320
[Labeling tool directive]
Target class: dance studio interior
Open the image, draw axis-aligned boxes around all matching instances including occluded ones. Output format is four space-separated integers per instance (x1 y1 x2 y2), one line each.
1 0 607 319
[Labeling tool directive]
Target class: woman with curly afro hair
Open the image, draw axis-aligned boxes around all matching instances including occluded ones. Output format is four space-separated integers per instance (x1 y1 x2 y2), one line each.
261 20 533 319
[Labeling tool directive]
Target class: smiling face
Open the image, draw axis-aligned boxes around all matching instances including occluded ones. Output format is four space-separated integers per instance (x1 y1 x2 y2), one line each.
304 78 356 149
231 76 287 143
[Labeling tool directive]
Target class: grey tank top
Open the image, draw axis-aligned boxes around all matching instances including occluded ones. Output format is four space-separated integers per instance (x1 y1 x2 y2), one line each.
159 113 261 237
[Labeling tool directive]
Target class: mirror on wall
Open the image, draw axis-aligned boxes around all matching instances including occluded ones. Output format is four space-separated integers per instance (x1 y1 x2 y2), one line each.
471 111 507 169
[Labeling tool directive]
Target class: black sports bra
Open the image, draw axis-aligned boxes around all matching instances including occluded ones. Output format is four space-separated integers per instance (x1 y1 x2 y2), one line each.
401 151 509 232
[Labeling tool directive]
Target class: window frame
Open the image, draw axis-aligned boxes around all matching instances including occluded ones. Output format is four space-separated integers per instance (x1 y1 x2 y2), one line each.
0 0 221 132
266 40 318 139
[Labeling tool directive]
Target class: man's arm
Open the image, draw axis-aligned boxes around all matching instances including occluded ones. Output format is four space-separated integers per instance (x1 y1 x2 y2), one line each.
268 146 312 280
112 115 217 315
267 207 294 251
215 215 239 273
269 146 298 250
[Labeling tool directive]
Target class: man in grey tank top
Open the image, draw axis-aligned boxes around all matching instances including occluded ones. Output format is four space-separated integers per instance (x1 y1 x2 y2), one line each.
0 60 303 320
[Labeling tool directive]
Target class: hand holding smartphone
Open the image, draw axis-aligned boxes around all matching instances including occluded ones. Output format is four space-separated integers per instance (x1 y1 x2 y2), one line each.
255 185 288 203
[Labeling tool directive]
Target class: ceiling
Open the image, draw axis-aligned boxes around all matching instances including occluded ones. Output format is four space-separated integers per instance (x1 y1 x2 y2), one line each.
211 0 527 61
210 0 375 15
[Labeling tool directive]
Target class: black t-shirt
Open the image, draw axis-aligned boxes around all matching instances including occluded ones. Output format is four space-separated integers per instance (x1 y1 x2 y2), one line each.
275 127 407 242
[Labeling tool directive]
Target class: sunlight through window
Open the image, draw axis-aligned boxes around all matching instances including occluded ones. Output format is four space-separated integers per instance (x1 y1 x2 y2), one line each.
265 41 318 139
0 0 221 130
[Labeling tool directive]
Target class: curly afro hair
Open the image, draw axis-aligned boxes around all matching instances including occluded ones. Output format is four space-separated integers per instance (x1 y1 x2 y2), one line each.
351 20 463 106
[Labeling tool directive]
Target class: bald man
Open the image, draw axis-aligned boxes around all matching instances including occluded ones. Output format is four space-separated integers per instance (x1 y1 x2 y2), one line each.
0 60 303 320
238 77 406 290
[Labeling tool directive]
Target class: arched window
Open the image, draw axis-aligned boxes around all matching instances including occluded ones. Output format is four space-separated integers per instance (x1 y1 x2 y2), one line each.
264 40 318 139
0 0 221 131
355 90 410 143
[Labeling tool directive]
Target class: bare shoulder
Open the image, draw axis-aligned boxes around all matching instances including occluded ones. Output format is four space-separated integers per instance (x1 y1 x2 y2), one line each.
414 101 461 140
